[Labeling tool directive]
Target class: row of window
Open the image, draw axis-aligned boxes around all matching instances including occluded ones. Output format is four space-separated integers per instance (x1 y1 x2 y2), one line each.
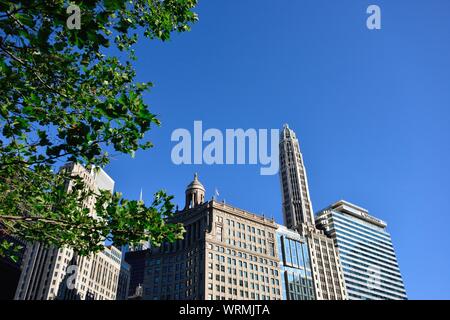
220 216 274 239
209 244 278 266
208 270 279 286
207 292 279 300
207 253 278 276
227 229 269 244
208 280 280 294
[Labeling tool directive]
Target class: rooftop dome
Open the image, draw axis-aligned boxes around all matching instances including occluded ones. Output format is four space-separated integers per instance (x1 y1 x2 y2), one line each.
185 173 205 209
186 173 205 192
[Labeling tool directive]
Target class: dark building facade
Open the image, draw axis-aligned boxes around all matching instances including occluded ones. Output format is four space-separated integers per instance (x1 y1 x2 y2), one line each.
124 249 148 298
0 234 26 300
116 261 131 300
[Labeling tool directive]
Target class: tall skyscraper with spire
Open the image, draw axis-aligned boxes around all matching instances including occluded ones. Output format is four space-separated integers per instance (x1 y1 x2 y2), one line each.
279 124 348 300
279 124 315 227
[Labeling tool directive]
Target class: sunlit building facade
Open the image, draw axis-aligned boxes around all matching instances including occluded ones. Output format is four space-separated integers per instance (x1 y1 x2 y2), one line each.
137 174 282 300
14 163 121 300
316 200 407 300
276 225 315 300
279 124 347 300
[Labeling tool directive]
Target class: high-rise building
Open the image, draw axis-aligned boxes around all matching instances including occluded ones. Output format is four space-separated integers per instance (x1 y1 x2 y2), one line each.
132 174 282 300
279 124 347 300
279 124 315 228
316 200 407 300
14 163 121 300
87 245 122 300
303 225 347 300
276 225 315 300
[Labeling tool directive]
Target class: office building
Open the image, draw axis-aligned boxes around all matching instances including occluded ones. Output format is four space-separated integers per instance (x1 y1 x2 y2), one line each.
316 200 407 300
14 163 121 300
135 174 282 300
87 245 121 300
279 124 347 300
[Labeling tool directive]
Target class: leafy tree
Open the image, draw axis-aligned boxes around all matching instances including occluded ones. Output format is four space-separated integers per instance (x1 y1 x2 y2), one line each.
0 0 198 259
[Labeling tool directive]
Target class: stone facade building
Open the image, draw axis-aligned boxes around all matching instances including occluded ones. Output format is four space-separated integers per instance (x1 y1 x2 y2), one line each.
279 125 347 300
14 163 121 300
137 174 282 300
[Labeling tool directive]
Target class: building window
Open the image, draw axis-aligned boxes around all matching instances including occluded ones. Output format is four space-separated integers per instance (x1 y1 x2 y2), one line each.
216 226 223 242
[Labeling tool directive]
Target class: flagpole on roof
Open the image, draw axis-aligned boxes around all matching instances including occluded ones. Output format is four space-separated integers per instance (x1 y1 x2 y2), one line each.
213 187 220 201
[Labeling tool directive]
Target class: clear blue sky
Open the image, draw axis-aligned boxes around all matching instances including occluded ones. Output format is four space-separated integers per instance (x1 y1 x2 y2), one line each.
103 0 450 299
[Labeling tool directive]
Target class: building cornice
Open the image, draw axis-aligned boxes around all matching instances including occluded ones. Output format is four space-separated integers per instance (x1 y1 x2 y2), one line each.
210 200 277 230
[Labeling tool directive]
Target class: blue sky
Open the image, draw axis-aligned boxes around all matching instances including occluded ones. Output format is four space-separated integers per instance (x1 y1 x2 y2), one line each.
103 0 450 299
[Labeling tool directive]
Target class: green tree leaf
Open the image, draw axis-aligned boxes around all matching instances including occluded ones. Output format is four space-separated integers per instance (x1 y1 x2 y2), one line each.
0 0 197 257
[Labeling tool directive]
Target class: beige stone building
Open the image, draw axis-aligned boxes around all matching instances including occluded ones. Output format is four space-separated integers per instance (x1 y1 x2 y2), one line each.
139 174 282 300
14 163 121 300
303 225 347 300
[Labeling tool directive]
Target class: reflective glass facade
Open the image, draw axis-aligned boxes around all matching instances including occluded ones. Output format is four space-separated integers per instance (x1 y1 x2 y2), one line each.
276 226 315 300
316 202 407 300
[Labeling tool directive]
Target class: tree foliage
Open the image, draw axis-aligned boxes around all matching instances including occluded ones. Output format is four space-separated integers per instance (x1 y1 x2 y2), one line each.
0 0 198 258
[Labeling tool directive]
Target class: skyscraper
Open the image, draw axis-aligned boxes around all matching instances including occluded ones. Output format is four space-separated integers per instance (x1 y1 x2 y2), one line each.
279 124 315 227
14 163 121 300
279 124 347 300
316 200 407 300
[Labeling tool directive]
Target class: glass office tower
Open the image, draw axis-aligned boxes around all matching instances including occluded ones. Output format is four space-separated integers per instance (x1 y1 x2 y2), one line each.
316 200 407 300
276 225 316 300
